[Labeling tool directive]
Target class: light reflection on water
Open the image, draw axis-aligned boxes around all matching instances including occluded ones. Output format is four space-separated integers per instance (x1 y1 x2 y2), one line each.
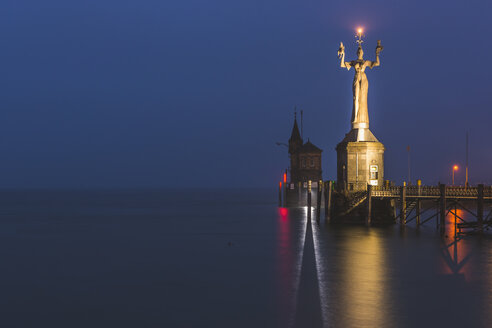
338 231 388 327
276 207 307 328
439 209 473 279
1 190 492 327
277 204 492 328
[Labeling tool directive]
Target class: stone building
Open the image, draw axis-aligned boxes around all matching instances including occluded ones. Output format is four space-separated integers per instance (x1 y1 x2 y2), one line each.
336 129 384 191
288 116 322 183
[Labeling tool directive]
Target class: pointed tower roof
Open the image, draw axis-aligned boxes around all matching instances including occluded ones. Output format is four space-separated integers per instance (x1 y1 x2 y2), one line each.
288 115 303 154
289 117 302 144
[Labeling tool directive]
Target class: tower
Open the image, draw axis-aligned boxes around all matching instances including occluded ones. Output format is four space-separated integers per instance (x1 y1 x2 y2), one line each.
288 114 303 183
288 114 322 183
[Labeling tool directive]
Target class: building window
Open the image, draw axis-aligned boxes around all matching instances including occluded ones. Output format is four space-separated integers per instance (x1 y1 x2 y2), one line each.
370 165 379 180
302 158 306 168
310 158 314 167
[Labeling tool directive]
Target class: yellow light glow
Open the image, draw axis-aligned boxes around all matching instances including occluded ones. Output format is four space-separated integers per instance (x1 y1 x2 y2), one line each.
357 28 363 34
453 165 459 171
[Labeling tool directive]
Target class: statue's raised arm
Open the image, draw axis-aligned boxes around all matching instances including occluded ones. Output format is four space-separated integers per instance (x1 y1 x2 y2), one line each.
365 40 383 69
338 42 352 70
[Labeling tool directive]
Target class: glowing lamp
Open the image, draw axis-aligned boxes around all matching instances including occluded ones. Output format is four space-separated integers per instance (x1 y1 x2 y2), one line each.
452 165 459 185
356 28 364 44
283 173 287 183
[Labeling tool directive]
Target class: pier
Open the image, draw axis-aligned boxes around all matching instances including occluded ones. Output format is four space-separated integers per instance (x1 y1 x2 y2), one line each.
371 183 492 234
281 181 492 235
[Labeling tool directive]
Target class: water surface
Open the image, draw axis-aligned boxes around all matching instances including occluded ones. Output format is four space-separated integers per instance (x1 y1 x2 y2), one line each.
0 189 490 327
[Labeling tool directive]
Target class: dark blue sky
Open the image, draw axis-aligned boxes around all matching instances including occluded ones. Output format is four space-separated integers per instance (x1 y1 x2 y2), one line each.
0 0 491 188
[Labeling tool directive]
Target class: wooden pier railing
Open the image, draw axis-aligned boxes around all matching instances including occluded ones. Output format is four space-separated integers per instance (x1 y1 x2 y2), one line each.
371 185 492 199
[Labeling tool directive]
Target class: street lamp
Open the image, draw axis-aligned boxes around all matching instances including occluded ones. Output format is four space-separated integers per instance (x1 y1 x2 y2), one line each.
452 165 459 185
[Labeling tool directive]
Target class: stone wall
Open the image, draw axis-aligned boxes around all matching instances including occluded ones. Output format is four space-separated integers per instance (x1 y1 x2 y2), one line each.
336 141 385 191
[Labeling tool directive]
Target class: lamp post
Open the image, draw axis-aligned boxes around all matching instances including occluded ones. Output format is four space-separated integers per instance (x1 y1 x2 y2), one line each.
452 165 459 185
465 132 469 188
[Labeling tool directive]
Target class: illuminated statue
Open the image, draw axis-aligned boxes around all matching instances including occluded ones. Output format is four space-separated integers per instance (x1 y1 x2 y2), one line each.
338 29 383 129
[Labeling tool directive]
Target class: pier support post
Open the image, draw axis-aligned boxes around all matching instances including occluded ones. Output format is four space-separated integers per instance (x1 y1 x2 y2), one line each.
416 179 421 227
400 182 407 225
316 181 322 222
439 183 446 236
478 184 484 233
324 182 328 220
325 181 332 222
366 184 372 226
307 180 312 220
278 182 282 207
283 181 287 207
454 202 457 237
392 199 397 220
436 201 439 230
298 182 302 204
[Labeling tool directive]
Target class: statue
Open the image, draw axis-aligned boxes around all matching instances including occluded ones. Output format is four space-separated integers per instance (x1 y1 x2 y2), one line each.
338 30 383 129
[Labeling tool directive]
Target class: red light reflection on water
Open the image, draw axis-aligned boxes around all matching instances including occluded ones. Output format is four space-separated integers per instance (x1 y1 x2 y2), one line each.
275 207 294 326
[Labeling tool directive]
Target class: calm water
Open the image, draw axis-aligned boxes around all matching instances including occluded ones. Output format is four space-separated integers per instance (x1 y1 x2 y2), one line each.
0 189 491 327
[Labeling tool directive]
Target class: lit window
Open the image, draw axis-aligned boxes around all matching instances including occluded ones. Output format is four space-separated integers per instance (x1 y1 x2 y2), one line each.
370 165 378 180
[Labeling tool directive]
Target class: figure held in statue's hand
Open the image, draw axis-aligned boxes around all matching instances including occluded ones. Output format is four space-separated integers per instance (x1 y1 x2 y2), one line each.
338 42 345 59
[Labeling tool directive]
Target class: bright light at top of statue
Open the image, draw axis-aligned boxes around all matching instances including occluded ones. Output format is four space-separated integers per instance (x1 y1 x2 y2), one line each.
357 28 363 34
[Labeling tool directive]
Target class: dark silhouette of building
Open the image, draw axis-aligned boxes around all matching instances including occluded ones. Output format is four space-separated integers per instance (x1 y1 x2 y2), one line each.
288 115 322 183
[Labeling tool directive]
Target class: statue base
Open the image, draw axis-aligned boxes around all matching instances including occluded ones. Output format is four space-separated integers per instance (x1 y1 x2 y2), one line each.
336 128 385 192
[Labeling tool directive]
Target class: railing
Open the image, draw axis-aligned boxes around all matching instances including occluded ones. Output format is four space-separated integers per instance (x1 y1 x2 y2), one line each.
340 191 367 216
371 185 492 199
371 186 400 197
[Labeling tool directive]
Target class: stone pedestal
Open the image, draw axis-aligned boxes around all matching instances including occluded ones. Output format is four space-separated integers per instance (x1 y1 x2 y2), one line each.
336 128 385 191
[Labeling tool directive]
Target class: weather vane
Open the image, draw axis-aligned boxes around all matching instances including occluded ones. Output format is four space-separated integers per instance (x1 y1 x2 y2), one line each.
355 28 364 46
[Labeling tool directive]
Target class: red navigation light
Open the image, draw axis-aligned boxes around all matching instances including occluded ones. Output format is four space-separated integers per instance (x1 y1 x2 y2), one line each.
283 173 287 183
279 181 282 188
280 208 288 217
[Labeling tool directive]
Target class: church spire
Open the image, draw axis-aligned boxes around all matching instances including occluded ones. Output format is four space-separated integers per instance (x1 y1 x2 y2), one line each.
288 111 302 154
